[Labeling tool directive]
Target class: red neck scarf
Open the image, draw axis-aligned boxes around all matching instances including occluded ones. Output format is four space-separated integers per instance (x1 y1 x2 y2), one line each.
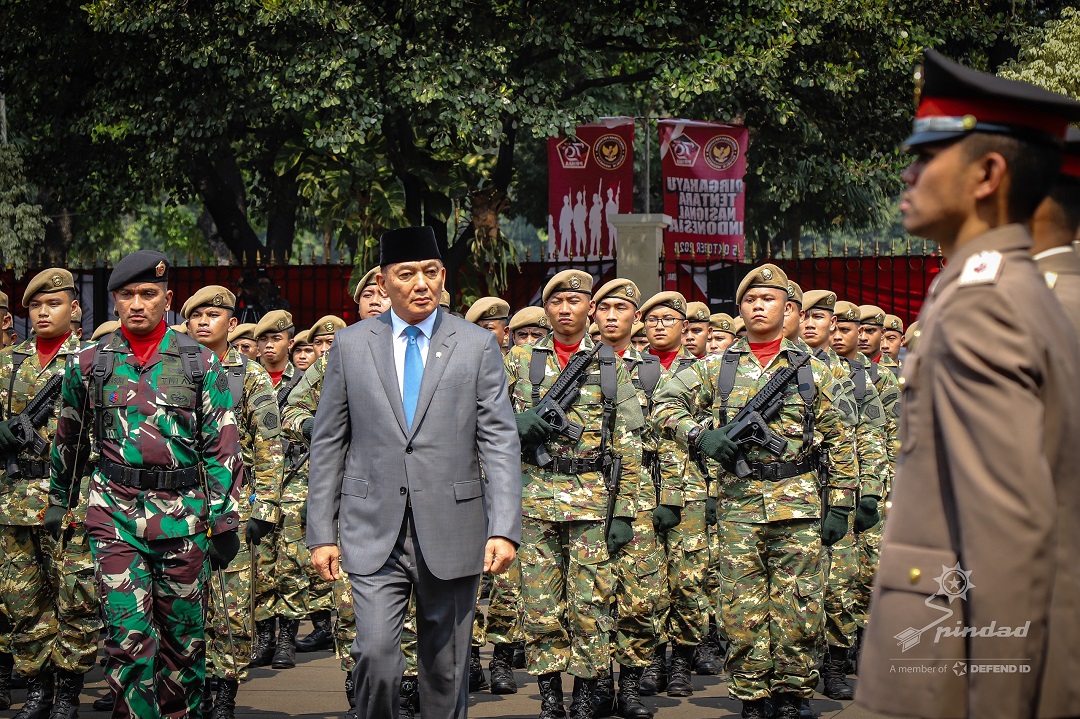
268 369 285 386
871 352 883 363
650 348 680 370
553 338 580 369
749 337 783 367
121 321 168 366
36 332 71 368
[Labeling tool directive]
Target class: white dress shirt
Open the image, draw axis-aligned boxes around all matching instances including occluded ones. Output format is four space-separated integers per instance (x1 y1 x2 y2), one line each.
390 308 438 398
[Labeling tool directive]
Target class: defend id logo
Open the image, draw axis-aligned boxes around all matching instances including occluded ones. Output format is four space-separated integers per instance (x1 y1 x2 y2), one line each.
593 134 627 170
704 134 740 171
555 136 590 169
669 134 701 167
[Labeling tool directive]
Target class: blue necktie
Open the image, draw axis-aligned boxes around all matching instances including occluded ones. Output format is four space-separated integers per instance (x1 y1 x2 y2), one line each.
402 325 424 428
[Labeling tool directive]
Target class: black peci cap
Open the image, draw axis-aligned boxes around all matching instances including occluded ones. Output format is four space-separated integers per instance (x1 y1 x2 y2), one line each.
379 226 442 267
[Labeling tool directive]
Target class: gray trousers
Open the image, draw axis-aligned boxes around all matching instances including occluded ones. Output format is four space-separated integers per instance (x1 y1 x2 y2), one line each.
349 507 481 719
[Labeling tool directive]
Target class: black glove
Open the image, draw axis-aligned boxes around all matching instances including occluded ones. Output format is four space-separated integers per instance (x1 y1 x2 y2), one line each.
245 518 274 546
696 425 737 470
515 409 553 445
301 418 314 441
0 419 18 453
208 531 241 570
705 497 718 526
821 506 852 547
652 505 681 533
606 517 634 556
853 496 881 533
43 505 67 541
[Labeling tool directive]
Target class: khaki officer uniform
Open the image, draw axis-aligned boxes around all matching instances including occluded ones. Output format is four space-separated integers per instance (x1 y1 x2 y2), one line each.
1034 129 1080 337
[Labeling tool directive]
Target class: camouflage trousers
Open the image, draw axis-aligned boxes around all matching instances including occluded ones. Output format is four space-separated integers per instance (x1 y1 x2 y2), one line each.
206 540 256 681
661 500 711 648
485 559 523 645
824 514 859 649
853 507 886 626
335 574 356 673
0 523 100 676
719 519 825 701
707 517 725 638
519 518 614 679
265 509 330 621
92 529 209 719
612 509 665 667
471 581 486 648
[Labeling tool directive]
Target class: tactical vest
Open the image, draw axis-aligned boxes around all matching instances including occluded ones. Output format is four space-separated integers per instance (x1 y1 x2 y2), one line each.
221 356 247 412
716 346 817 450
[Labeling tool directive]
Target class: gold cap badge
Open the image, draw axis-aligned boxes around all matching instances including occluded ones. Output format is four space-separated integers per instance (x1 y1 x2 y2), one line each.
155 260 166 277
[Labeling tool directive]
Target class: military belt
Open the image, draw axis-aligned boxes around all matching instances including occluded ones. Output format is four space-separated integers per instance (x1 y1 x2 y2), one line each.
10 459 49 478
747 457 816 482
526 455 605 475
99 457 200 490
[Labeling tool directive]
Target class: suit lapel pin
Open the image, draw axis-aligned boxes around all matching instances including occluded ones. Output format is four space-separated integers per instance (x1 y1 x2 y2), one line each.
435 351 442 359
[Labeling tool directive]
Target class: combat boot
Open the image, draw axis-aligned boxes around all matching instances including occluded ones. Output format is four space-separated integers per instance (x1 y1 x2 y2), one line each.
202 677 217 715
91 691 114 712
740 698 770 719
665 644 694 697
468 645 488 691
271 619 299 669
637 644 667 696
295 611 334 653
569 677 598 719
849 627 863 675
489 643 517 694
344 673 358 719
48 669 82 719
799 698 819 718
592 670 615 717
250 618 276 667
772 692 802 719
821 645 854 700
211 679 238 719
694 623 723 675
399 674 419 719
512 640 527 669
0 652 12 710
537 672 567 719
13 669 53 719
615 666 653 719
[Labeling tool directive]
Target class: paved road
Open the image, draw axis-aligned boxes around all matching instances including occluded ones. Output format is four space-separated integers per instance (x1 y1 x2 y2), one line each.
7 624 890 718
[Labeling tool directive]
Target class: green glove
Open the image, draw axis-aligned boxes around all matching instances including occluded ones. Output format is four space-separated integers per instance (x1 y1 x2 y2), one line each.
0 419 18 453
652 505 681 533
821 506 852 547
245 518 274 546
43 505 67 541
300 502 308 525
853 496 881 533
208 532 241 570
606 517 634 556
705 497 718 526
696 426 737 470
301 418 315 441
515 409 553 445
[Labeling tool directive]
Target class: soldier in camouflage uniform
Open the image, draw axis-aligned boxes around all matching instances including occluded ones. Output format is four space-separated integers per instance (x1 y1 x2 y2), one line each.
0 270 100 719
181 287 284 719
509 307 551 348
801 293 889 700
880 315 905 365
228 324 259 362
856 306 901 372
505 269 644 719
635 291 710 699
652 264 858 719
592 280 672 718
47 251 244 719
289 330 316 371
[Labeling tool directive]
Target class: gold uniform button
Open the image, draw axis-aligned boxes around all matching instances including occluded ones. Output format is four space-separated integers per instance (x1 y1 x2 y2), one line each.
909 568 921 584
898 377 906 386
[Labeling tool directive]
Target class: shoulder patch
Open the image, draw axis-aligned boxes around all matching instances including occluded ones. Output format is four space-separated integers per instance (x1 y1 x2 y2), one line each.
958 250 1003 287
261 411 280 430
216 373 229 393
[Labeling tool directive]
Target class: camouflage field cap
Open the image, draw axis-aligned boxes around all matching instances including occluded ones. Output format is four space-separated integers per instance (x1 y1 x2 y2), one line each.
508 306 550 332
170 323 189 334
858 304 887 326
0 291 7 310
351 266 382 304
833 301 861 323
709 312 737 336
542 270 593 303
735 263 789 304
587 322 600 335
884 314 905 333
179 285 236 319
228 323 257 343
22 268 75 307
639 291 688 319
592 278 641 308
292 329 313 347
904 320 921 350
311 315 346 338
802 290 837 313
91 320 120 342
631 321 646 338
732 316 746 333
465 297 511 324
787 280 804 309
254 310 295 339
686 302 711 323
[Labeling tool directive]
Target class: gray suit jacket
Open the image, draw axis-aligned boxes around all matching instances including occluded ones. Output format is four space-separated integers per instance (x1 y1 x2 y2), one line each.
306 309 522 581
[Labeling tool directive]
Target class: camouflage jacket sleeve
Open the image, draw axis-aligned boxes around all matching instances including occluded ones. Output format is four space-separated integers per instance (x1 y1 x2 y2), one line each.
49 348 94 507
876 368 902 468
241 361 285 524
281 354 326 444
813 362 858 509
650 359 713 449
200 356 244 535
854 379 889 500
610 359 643 519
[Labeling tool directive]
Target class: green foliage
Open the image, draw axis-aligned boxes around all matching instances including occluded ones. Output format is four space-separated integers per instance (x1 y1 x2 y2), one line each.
0 146 48 275
998 6 1080 99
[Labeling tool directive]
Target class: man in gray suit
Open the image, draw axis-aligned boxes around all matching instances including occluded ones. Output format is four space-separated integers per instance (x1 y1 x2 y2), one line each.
306 226 523 719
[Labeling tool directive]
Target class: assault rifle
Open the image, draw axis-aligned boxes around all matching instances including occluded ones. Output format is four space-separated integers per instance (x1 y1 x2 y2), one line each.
529 343 601 467
725 353 810 478
4 372 65 478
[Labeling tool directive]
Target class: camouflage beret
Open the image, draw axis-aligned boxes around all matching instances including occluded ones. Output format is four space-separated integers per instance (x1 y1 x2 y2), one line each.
884 314 905 333
440 290 451 309
732 316 746 333
351 266 382 304
0 291 7 310
508 306 550 332
311 315 347 338
180 285 236 319
802 290 837 313
71 306 83 324
685 302 711 323
709 312 737 335
904 320 920 351
631 321 646 338
587 322 600 335
465 297 511 324
858 304 886 326
786 280 804 309
228 323 257 343
108 250 169 291
639 291 688 319
90 320 120 342
833 301 861 323
542 269 593 303
22 268 75 307
292 329 313 347
253 310 295 339
592 278 640 308
736 263 789 304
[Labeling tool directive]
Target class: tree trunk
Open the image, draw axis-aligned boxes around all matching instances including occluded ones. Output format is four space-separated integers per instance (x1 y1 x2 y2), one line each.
42 208 74 265
265 168 299 264
191 151 262 265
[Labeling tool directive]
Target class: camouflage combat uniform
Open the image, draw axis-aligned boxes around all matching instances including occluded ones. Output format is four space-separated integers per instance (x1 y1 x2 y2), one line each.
504 334 643 679
48 328 243 719
651 337 857 702
0 335 100 679
205 347 283 683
